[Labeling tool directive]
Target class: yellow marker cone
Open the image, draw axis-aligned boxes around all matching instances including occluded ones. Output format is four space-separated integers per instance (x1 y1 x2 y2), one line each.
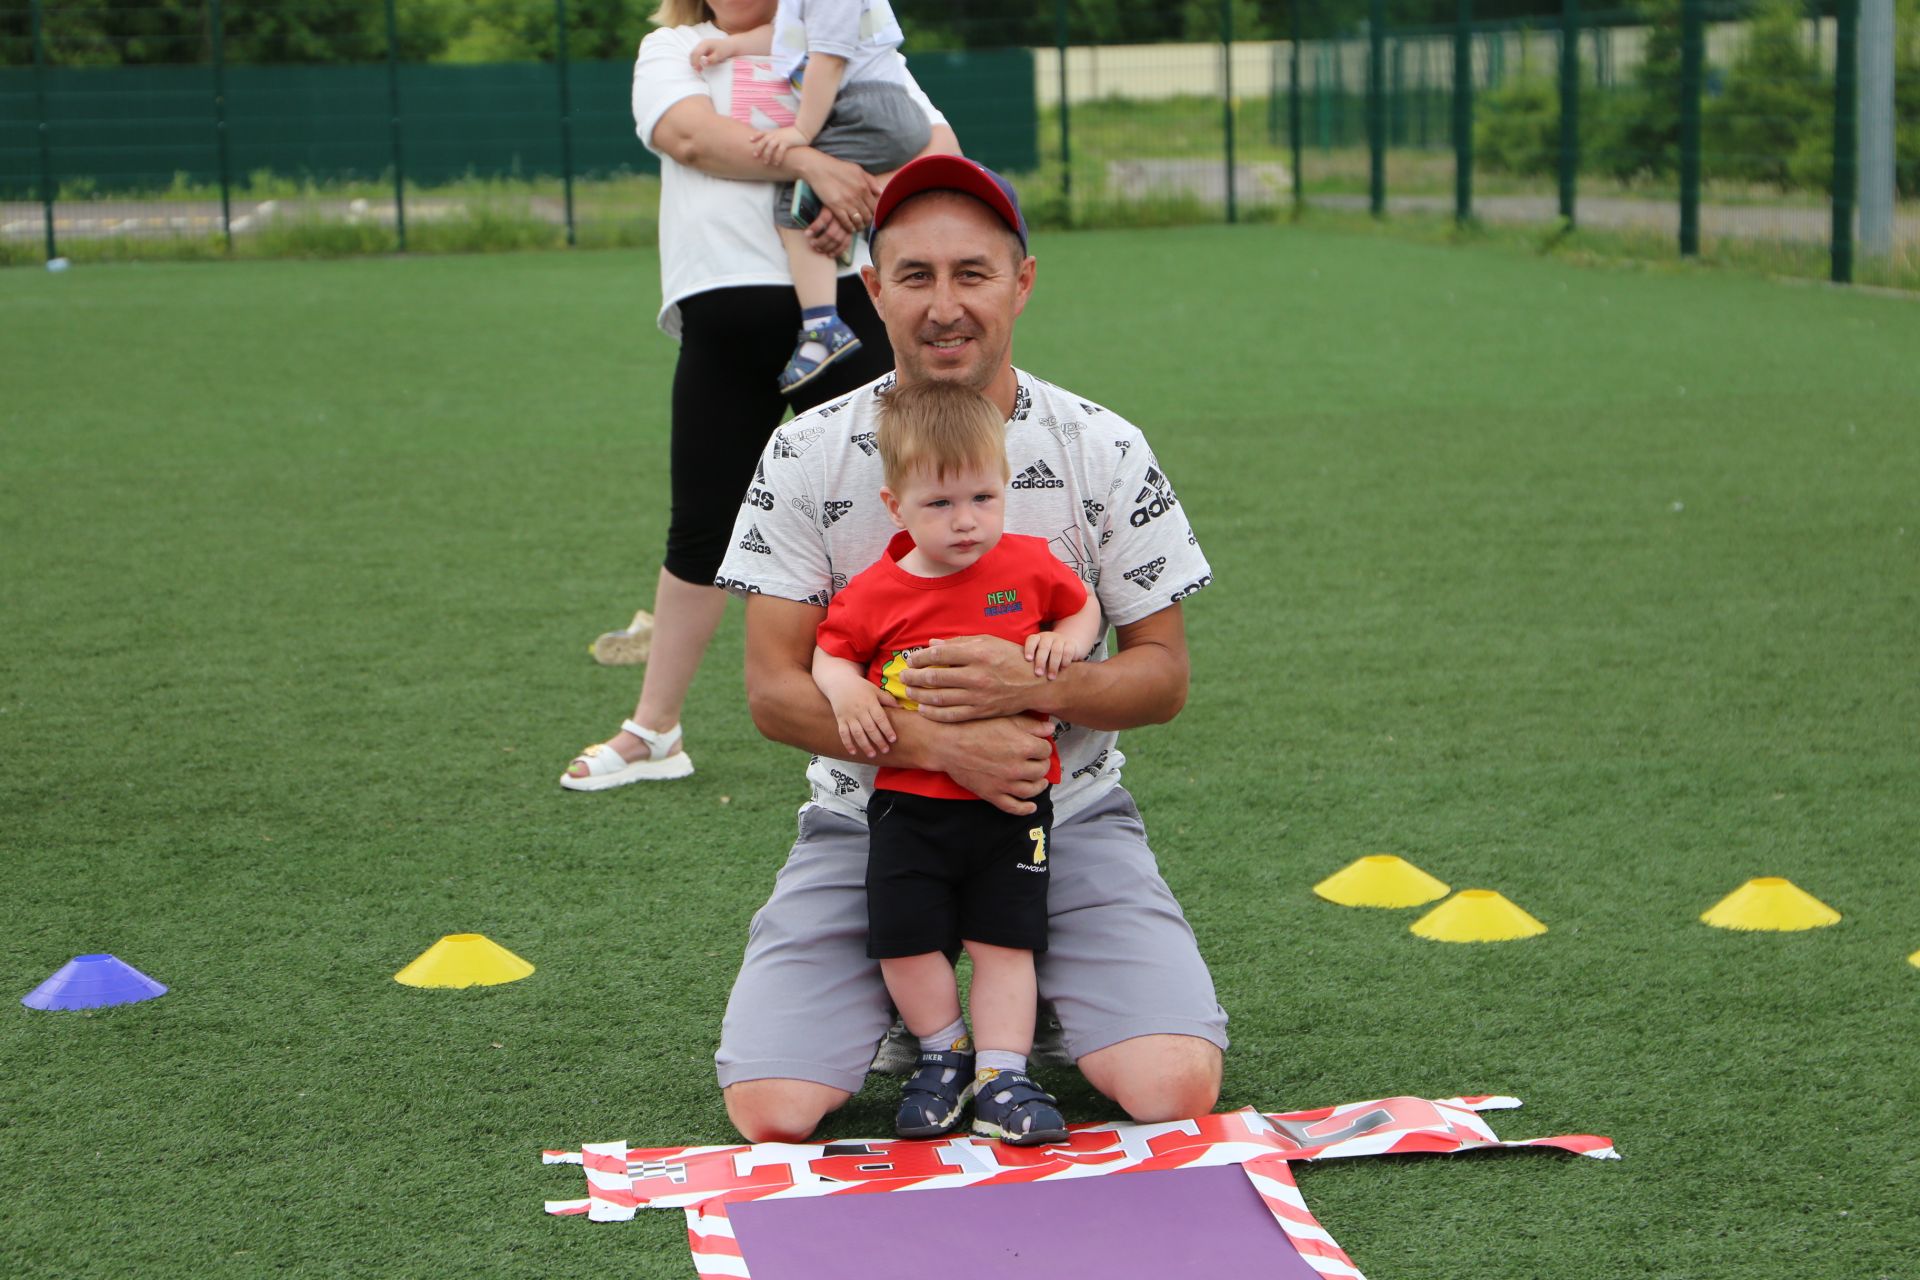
1411 890 1548 943
394 934 535 988
1313 854 1450 908
1700 878 1839 932
1909 949 1920 969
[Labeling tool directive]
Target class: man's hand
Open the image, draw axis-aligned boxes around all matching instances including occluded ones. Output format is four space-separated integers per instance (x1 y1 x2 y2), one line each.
931 714 1055 815
901 635 1050 723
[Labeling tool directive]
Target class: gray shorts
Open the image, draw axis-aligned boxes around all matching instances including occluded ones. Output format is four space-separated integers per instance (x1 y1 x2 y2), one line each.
715 785 1228 1094
773 80 932 231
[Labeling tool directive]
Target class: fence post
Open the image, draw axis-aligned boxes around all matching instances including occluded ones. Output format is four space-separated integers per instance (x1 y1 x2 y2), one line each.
1290 1 1304 215
30 0 56 262
1268 42 1281 146
1678 0 1703 257
1857 0 1892 262
1454 0 1472 224
1831 0 1858 283
211 0 233 251
1054 0 1071 213
383 0 408 252
554 0 577 246
1368 0 1385 216
1558 0 1579 227
1222 0 1237 223
1417 35 1430 147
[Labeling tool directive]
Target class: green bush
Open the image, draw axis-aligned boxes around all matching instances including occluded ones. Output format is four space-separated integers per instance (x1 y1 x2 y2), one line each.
1704 1 1826 189
1476 77 1559 179
1899 0 1920 197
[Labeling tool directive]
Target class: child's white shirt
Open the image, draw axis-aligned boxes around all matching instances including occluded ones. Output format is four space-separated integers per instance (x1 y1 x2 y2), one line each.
771 0 909 86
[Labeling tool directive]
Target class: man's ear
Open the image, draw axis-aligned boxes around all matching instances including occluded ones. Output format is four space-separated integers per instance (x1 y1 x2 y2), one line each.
861 264 883 312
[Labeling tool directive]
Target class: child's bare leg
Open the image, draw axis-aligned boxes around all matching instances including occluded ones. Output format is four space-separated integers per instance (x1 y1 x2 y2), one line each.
965 940 1066 1144
963 941 1035 1057
776 224 860 391
885 951 975 1138
780 225 836 311
880 952 962 1040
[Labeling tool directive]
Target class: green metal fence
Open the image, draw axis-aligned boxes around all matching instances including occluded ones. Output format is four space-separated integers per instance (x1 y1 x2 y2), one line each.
2 0 1913 287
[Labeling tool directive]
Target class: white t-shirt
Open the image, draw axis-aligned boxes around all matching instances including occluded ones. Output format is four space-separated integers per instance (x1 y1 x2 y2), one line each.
631 22 945 339
771 0 909 86
714 369 1215 825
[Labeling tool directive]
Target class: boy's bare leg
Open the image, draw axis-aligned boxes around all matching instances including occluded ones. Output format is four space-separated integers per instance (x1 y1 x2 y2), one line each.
780 225 837 311
880 952 962 1036
963 941 1035 1057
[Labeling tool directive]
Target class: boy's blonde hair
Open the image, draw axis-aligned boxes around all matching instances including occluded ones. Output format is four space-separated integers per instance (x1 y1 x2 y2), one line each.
877 382 1010 492
649 1 714 27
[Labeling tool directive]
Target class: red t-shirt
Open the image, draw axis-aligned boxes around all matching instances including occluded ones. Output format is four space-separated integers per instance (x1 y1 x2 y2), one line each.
817 530 1091 800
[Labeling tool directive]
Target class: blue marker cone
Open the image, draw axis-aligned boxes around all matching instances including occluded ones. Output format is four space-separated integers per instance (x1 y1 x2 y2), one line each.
22 954 168 1011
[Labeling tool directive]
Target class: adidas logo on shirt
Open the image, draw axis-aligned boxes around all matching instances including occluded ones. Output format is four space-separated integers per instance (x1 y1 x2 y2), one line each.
1129 466 1180 527
1011 460 1066 490
1123 557 1167 590
739 525 772 554
822 499 853 527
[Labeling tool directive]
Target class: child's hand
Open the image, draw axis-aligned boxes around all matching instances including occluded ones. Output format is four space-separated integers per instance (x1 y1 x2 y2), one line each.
829 688 897 759
1024 631 1081 680
689 37 730 70
750 125 808 165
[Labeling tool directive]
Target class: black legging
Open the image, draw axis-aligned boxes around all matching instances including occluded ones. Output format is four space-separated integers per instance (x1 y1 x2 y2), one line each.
665 276 892 586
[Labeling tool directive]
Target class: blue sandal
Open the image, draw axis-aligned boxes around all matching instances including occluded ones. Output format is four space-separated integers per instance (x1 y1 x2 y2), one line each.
971 1070 1068 1146
777 316 862 396
895 1047 978 1139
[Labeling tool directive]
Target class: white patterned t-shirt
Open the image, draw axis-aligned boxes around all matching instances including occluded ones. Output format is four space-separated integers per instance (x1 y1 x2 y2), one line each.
714 369 1214 824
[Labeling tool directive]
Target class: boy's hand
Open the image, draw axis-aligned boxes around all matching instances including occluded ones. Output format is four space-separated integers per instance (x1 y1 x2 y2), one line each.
828 686 897 759
689 37 731 70
751 125 809 165
1023 632 1080 680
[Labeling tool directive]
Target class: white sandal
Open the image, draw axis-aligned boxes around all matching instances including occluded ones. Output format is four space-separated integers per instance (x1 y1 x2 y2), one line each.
559 719 694 791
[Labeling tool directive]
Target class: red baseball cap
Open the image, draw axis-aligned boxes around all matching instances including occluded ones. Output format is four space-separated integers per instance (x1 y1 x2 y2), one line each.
872 154 1029 250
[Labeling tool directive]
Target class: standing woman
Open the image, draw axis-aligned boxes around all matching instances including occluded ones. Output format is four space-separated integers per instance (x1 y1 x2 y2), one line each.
563 0 957 790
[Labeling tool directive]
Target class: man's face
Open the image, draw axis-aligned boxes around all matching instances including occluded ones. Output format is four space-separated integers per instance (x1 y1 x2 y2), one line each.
863 194 1036 397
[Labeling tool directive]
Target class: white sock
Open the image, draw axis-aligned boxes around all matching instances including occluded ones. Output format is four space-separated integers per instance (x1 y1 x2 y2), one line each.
918 1018 969 1054
976 1050 1027 1078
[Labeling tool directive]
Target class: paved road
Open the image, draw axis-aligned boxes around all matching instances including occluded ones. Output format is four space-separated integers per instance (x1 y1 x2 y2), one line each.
1103 158 1918 250
7 182 1914 253
1 196 565 241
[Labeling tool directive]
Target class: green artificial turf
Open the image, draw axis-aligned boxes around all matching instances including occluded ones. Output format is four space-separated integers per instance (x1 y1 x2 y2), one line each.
3 229 1916 1278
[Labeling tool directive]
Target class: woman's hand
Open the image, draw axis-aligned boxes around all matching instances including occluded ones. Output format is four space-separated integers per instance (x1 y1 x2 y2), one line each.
791 150 882 235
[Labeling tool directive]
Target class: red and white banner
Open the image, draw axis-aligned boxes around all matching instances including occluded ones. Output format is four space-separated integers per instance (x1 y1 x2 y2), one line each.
543 1093 1616 1280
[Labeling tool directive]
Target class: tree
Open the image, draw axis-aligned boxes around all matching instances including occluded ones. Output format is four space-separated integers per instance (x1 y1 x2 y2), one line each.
1179 0 1268 42
1584 0 1682 183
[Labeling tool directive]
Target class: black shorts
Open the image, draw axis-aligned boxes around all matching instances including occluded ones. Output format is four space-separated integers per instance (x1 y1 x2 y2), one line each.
865 789 1053 959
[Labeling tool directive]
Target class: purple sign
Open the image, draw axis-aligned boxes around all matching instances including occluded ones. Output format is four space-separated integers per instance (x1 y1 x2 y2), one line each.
727 1164 1324 1280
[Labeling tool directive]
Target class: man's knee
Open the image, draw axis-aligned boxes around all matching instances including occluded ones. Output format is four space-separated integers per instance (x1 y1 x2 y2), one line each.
1076 1034 1223 1123
722 1079 852 1143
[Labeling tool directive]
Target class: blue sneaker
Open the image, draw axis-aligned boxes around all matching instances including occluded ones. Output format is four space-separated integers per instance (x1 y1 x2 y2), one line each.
971 1070 1068 1146
895 1047 977 1139
777 316 862 396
